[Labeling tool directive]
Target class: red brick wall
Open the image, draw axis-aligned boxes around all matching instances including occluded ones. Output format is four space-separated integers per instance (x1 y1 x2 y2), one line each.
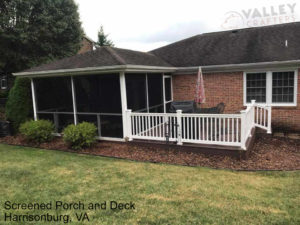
271 68 300 131
77 38 93 54
173 70 300 131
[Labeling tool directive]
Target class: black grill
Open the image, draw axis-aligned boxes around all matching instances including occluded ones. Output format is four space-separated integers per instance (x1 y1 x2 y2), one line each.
169 101 196 113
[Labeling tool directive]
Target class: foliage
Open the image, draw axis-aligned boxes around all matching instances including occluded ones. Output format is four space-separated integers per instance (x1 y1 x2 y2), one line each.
63 122 97 150
0 90 9 98
0 0 83 75
5 78 32 131
1 0 83 131
96 25 114 47
19 119 54 143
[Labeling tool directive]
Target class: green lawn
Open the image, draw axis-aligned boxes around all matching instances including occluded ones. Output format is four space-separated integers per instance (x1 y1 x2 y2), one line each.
0 144 299 225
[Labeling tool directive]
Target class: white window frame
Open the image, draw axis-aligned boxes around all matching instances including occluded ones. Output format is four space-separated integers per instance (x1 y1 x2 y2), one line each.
1 77 7 90
243 69 298 107
163 75 173 113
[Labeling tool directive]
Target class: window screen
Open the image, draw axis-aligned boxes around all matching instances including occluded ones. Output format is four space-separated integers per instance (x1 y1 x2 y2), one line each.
148 73 163 112
74 74 121 113
164 77 172 102
125 74 147 112
246 73 266 103
272 71 294 103
34 77 73 112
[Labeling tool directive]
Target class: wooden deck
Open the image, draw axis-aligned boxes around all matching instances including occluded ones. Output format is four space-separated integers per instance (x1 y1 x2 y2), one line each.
129 127 256 159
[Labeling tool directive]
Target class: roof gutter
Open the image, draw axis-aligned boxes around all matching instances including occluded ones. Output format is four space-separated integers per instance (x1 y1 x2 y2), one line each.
175 60 300 74
13 60 300 78
13 65 177 78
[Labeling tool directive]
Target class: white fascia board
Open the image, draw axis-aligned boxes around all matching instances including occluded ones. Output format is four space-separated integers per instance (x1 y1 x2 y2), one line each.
13 65 177 78
13 60 300 78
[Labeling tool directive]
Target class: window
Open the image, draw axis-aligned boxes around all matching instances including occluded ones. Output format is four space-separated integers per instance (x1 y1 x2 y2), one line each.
244 70 297 106
272 71 294 103
1 77 7 89
246 73 266 103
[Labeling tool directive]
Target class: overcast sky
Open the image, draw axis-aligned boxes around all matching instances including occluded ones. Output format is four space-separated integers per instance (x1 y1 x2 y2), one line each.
74 0 300 51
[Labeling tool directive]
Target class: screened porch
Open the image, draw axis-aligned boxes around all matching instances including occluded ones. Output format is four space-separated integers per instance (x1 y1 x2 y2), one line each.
31 72 173 141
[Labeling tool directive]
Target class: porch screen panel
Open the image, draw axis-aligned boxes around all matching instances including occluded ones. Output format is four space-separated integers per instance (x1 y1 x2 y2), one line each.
125 74 147 112
34 77 73 112
100 115 123 138
74 74 121 113
74 74 123 138
34 77 74 132
148 73 163 112
246 73 266 103
164 77 172 102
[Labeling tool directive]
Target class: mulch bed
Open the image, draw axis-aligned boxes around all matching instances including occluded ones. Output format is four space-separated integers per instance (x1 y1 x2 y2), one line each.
0 134 299 170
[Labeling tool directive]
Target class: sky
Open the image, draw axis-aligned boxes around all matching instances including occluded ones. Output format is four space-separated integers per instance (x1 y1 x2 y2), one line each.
74 0 300 51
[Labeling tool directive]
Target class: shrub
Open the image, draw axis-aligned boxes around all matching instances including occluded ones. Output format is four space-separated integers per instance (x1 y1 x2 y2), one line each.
6 78 32 132
0 90 9 98
19 120 55 143
63 122 97 150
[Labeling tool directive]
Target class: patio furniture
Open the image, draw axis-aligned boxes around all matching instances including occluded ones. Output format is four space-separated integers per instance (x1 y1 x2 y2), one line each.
169 101 225 114
195 102 225 114
169 101 196 113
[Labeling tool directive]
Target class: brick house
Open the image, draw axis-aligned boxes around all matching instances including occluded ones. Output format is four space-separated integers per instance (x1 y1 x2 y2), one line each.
151 22 300 132
13 22 300 152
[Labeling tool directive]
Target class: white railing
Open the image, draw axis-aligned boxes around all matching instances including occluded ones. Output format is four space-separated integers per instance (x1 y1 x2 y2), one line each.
240 100 255 149
125 100 271 150
253 103 272 134
180 113 241 146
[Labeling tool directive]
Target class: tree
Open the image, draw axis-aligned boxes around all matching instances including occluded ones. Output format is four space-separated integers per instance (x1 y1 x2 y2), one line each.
96 25 114 47
0 0 83 75
5 77 32 132
1 0 83 131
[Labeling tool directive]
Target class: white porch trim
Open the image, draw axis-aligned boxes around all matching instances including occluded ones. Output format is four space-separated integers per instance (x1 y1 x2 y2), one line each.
30 78 38 121
119 72 128 139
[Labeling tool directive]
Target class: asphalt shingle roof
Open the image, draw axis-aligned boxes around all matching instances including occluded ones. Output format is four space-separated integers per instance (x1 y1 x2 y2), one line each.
25 46 172 72
150 22 300 67
23 22 300 73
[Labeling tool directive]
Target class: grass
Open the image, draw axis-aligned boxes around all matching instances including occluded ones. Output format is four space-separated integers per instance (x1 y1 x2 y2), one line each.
0 144 299 225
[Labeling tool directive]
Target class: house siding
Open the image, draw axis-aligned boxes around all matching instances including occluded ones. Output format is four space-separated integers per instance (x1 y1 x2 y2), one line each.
172 69 300 131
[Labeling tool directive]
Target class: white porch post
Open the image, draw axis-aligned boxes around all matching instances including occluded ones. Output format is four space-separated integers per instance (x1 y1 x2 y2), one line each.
30 78 38 121
162 74 166 113
250 100 256 129
120 72 128 139
71 76 78 125
176 110 182 145
240 110 246 150
126 109 132 141
145 73 149 112
267 105 272 134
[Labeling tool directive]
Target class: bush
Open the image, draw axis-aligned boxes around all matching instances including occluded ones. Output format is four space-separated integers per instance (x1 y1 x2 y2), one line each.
6 78 32 132
63 122 97 150
0 90 9 98
19 120 55 143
